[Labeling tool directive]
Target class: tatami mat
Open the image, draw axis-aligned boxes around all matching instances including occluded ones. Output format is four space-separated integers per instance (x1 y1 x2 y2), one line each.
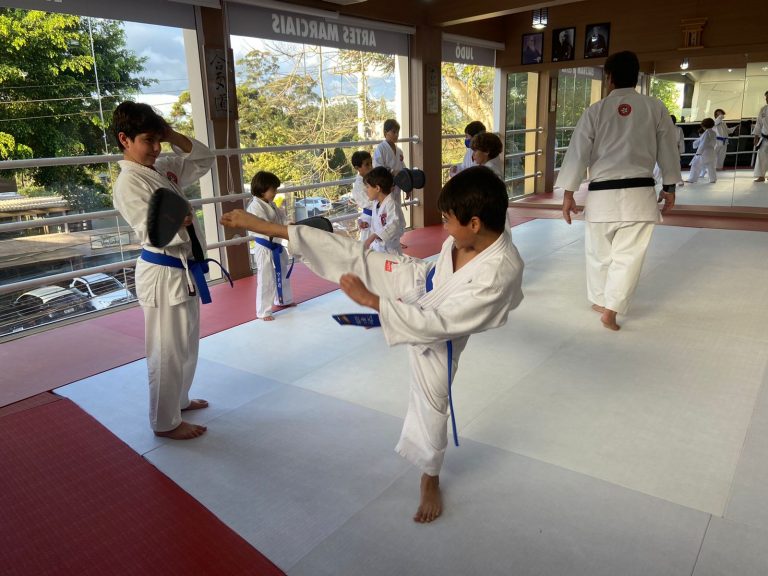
57 219 768 574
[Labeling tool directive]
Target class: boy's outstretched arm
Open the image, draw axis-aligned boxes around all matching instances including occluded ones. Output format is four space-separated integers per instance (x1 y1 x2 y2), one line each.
220 209 289 239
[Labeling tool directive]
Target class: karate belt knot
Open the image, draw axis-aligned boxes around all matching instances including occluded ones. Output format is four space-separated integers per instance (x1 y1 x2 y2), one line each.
253 237 294 305
140 248 233 304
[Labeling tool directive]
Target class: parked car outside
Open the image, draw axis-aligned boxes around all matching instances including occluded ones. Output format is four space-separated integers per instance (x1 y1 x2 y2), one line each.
295 196 331 217
13 285 95 328
69 273 135 310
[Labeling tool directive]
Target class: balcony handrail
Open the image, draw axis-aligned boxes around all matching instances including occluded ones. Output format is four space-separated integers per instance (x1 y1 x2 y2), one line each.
504 127 543 135
0 136 420 171
0 197 421 296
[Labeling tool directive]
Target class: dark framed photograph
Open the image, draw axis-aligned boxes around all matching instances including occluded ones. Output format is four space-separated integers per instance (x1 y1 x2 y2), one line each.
584 23 610 59
521 32 543 65
552 27 575 62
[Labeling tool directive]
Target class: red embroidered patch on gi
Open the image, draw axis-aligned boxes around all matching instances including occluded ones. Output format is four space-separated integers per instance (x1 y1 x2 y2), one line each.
618 103 632 117
166 171 179 184
380 212 387 226
385 260 398 272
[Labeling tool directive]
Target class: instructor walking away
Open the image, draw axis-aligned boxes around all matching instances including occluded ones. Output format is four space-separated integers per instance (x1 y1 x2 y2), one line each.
557 51 681 331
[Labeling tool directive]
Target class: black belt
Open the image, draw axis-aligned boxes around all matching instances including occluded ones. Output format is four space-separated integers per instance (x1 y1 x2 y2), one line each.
588 177 656 191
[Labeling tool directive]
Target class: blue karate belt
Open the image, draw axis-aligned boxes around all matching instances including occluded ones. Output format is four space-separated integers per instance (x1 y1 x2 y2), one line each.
253 237 294 305
140 249 233 305
716 136 728 142
362 207 372 216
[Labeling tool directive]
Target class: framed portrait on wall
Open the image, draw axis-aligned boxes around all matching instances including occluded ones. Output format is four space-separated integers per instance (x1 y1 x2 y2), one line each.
552 27 575 62
522 32 543 65
584 23 610 59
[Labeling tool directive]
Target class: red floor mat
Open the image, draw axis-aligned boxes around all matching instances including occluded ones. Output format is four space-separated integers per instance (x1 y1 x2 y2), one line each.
0 398 285 576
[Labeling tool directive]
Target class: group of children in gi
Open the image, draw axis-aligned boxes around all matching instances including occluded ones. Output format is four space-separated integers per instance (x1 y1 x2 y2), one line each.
112 101 523 524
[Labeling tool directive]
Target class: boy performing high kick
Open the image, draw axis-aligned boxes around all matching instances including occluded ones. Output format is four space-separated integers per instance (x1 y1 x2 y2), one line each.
221 166 524 523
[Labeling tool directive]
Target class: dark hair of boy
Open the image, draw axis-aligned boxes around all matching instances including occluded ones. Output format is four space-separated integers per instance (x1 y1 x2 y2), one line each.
364 166 394 193
438 165 508 234
383 119 400 134
603 50 640 89
714 109 725 117
470 132 503 159
251 171 281 197
701 117 715 129
464 121 486 137
111 101 167 151
351 150 372 168
670 115 677 124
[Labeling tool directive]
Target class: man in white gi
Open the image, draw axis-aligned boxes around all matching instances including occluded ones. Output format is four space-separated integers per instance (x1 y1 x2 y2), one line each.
221 166 524 523
753 91 768 182
558 51 680 331
112 101 215 439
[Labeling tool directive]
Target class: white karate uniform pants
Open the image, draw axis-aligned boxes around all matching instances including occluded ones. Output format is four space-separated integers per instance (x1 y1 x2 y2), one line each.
715 141 727 170
142 293 200 432
585 221 654 315
288 226 452 476
754 144 768 179
252 245 293 318
688 154 716 183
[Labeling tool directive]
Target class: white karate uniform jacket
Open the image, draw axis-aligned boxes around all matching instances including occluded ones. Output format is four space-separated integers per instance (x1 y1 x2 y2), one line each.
754 105 768 177
113 138 214 432
451 148 475 176
555 87 682 223
247 196 293 316
689 129 717 183
286 225 524 476
351 173 371 241
481 155 504 180
370 193 402 255
373 139 406 235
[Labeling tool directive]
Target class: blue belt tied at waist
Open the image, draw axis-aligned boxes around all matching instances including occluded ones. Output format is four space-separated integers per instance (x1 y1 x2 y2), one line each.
362 208 372 216
140 248 232 304
716 136 728 142
253 237 294 305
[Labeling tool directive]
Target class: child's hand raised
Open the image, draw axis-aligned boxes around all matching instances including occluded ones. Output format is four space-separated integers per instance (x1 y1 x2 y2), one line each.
340 273 380 311
220 209 252 229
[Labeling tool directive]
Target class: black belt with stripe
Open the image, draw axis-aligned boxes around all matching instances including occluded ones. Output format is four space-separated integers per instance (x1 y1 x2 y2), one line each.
588 177 656 191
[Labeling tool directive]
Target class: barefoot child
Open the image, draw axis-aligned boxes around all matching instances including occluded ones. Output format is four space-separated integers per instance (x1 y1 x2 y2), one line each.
221 165 524 523
350 150 373 242
248 170 294 321
364 166 403 255
111 101 214 440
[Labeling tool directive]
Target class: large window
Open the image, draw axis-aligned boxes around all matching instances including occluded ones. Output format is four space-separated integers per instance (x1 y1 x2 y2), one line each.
554 67 603 171
505 72 539 197
0 6 203 337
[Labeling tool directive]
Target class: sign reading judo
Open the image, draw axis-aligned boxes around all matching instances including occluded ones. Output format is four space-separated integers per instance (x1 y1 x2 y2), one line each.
227 4 409 56
442 41 496 67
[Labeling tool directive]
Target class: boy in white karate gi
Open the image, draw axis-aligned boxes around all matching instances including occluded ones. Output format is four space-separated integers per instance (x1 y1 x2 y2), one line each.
449 120 486 177
687 118 717 184
712 109 738 170
364 166 403 255
247 171 294 321
753 91 768 182
112 101 214 440
220 166 524 523
559 51 680 331
350 150 373 242
470 131 504 180
373 119 407 246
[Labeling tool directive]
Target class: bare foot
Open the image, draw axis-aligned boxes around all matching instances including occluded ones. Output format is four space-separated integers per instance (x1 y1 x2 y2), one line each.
154 421 207 440
261 315 275 321
601 309 621 331
413 474 442 523
591 304 605 313
755 177 766 183
182 399 209 411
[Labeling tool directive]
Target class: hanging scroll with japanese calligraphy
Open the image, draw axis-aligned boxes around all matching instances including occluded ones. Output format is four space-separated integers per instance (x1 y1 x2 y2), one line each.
204 47 238 119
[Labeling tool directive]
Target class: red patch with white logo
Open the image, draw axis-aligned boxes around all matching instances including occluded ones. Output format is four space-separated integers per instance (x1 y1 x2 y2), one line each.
380 212 387 227
166 171 179 184
618 103 632 117
385 260 398 272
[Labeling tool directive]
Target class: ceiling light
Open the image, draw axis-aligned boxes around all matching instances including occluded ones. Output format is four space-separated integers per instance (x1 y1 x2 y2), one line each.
532 8 548 30
680 58 689 70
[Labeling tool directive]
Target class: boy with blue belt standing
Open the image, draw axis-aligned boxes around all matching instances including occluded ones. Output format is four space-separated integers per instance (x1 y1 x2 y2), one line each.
112 101 215 440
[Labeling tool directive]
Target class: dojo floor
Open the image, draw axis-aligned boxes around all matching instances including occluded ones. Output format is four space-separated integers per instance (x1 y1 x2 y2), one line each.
56 219 768 575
